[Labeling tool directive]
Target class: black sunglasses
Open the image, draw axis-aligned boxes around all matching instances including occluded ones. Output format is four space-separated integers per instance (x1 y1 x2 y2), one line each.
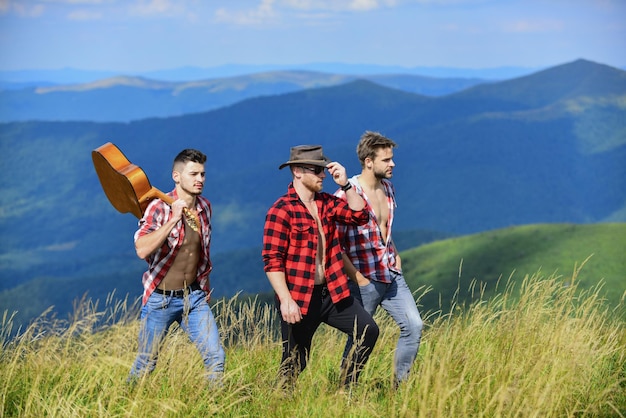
299 165 325 175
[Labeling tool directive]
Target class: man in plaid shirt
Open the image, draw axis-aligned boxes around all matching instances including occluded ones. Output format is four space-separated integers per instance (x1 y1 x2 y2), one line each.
128 149 225 385
336 131 423 387
262 145 379 391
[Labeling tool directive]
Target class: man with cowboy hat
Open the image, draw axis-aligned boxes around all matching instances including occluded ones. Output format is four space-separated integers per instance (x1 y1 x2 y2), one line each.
262 145 379 392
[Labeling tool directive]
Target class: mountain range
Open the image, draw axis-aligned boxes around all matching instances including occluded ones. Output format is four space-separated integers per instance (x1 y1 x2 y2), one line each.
0 71 486 122
0 62 541 85
0 58 624 329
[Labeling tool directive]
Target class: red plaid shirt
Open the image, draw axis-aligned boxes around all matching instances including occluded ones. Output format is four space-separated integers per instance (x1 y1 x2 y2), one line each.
335 176 399 284
262 182 369 315
134 189 212 305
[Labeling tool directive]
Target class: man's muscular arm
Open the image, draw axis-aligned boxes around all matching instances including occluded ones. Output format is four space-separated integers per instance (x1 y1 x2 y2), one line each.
135 199 185 259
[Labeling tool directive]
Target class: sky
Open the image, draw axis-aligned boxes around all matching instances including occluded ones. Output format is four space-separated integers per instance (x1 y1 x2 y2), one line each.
0 0 624 73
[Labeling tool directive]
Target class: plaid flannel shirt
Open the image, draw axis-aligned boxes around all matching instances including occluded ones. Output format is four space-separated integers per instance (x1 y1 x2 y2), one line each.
262 182 369 315
134 189 212 305
335 176 399 284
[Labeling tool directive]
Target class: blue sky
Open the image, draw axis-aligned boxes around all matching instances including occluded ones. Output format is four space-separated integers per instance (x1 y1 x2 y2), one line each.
0 0 624 72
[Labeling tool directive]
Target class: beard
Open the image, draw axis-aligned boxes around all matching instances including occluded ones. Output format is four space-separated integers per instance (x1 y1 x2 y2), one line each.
181 183 203 196
302 175 323 192
374 167 392 180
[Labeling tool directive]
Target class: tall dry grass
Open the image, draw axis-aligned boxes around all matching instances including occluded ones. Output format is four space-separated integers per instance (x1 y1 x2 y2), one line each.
1 263 624 417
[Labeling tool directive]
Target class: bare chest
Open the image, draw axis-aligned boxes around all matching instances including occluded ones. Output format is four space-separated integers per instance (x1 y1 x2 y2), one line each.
366 187 389 227
160 224 201 289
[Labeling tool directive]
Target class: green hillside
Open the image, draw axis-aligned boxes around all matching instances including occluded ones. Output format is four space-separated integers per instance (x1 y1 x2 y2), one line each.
402 223 626 313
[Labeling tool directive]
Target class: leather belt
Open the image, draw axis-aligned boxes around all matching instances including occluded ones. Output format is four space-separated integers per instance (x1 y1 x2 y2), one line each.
153 281 201 298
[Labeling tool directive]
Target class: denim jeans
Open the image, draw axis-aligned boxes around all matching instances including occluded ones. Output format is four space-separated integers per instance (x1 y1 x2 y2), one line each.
344 271 423 383
128 288 225 383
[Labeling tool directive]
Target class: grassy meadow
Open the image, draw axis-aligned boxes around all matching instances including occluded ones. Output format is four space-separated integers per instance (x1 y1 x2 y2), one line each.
1 263 625 417
402 223 626 315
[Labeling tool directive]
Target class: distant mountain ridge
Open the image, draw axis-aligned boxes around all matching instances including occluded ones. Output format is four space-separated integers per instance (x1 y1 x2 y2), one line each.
0 70 485 122
6 60 618 124
452 59 626 106
0 62 541 85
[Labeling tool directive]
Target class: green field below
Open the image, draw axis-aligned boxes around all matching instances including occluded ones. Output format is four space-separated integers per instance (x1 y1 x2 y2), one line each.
402 223 626 313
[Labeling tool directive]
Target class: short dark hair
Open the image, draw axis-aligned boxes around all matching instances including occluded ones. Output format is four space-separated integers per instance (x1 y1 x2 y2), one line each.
356 131 397 168
173 149 206 169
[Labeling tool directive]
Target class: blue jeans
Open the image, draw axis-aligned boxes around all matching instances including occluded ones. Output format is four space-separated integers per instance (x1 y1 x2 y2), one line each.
129 288 225 382
344 271 423 383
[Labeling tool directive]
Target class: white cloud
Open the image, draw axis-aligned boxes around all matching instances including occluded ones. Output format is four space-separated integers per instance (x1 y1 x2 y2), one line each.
0 0 110 18
212 0 388 26
0 0 197 19
41 0 111 3
349 0 379 11
214 0 278 25
0 0 485 21
129 0 187 17
282 0 380 11
410 0 490 4
212 0 486 25
0 1 45 17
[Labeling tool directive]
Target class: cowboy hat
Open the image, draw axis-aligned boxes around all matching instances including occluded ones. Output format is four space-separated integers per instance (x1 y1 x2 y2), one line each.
279 145 331 169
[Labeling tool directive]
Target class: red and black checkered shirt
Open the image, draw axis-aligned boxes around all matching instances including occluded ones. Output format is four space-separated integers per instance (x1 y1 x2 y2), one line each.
262 182 369 315
335 177 400 284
